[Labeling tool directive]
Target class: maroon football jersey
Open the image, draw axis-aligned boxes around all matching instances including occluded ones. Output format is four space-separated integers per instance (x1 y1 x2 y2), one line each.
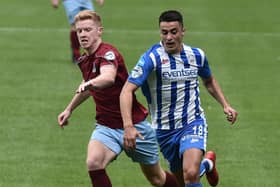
77 42 148 129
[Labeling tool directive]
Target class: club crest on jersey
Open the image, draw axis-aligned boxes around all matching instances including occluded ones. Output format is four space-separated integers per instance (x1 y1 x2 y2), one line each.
161 59 169 64
131 65 143 78
188 54 195 64
104 51 116 61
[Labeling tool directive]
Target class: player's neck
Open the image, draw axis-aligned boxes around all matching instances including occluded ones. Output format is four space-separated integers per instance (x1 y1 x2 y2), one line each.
87 39 102 55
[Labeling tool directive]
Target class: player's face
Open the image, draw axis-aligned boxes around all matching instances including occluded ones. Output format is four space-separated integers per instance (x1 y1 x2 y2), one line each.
160 21 184 54
75 19 103 52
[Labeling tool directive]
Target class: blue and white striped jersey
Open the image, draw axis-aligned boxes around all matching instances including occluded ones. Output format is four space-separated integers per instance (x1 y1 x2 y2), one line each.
128 42 212 130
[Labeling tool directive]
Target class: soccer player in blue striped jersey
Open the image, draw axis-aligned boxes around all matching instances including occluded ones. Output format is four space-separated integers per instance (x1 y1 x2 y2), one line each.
120 10 238 187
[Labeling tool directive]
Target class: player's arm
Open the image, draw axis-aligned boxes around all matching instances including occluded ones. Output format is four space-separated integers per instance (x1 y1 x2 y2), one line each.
58 62 116 128
76 64 117 93
120 81 143 150
120 81 138 128
202 75 238 124
58 89 91 128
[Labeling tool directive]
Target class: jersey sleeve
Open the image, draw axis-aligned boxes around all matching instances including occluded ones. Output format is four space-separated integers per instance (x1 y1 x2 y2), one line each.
198 53 212 79
99 50 118 68
128 53 154 86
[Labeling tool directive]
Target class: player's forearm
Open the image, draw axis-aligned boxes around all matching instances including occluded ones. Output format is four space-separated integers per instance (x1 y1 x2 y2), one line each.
120 89 134 128
204 76 230 108
85 66 116 90
65 90 90 113
88 75 115 89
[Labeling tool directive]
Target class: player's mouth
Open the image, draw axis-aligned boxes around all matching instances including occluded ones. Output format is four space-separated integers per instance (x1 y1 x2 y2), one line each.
80 39 89 45
163 41 179 54
164 41 175 49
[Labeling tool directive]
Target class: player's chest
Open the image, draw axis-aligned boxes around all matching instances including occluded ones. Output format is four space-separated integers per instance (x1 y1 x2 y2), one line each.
158 56 199 82
80 59 100 80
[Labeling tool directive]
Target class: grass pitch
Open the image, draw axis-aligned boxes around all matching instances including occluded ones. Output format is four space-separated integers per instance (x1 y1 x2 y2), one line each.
0 0 279 186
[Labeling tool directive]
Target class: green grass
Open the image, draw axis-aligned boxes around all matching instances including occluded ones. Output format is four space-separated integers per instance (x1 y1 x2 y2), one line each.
0 0 279 186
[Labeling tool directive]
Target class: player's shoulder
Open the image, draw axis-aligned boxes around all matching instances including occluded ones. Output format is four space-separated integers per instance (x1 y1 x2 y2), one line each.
144 42 162 55
97 42 118 54
183 43 206 57
96 42 121 60
139 42 164 63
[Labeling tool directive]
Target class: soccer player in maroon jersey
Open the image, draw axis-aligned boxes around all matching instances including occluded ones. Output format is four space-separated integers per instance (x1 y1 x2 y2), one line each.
51 0 104 62
57 10 179 187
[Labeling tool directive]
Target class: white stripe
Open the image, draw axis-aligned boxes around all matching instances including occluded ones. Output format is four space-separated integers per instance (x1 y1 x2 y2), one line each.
0 27 279 37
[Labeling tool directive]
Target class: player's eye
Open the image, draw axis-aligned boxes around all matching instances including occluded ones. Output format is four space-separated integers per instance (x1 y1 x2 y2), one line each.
161 29 178 35
161 30 168 35
85 28 92 32
170 29 178 35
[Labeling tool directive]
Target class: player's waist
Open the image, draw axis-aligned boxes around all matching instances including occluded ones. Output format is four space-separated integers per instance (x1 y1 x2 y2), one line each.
151 113 205 130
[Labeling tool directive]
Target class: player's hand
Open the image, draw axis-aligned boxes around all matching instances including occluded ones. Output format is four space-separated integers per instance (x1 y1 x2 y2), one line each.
123 125 144 151
57 109 71 129
76 80 92 93
224 106 238 125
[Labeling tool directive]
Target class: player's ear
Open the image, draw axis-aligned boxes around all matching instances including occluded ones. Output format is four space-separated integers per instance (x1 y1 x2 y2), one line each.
97 27 104 34
182 27 186 36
